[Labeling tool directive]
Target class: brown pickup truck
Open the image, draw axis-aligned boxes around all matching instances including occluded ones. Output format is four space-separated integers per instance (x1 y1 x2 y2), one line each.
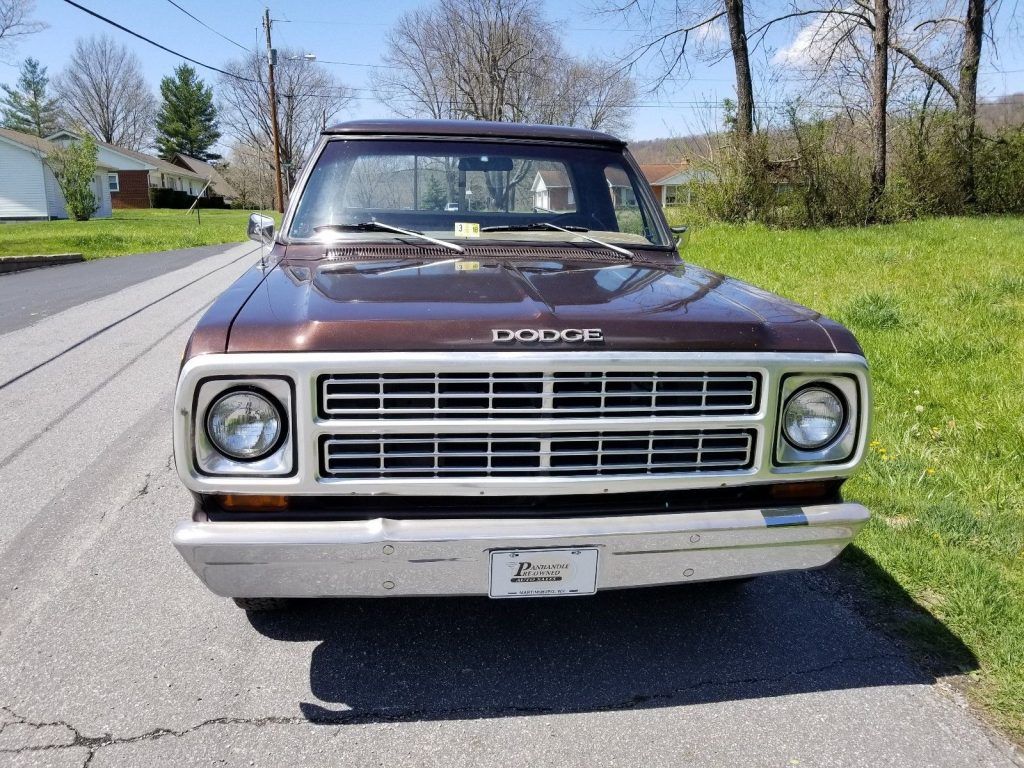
172 119 870 610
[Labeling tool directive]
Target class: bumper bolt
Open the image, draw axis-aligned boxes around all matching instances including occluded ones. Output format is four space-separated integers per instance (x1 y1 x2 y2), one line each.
689 534 701 543
383 545 394 555
383 580 395 590
683 568 695 577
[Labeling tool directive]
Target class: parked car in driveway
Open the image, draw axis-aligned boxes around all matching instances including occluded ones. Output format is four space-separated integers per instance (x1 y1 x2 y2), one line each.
171 119 871 610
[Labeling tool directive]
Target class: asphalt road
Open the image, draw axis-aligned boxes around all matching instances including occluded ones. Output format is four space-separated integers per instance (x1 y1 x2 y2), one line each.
0 243 1019 767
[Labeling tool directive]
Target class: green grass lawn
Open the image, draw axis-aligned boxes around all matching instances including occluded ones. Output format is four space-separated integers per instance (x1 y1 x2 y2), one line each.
0 208 278 260
673 213 1024 739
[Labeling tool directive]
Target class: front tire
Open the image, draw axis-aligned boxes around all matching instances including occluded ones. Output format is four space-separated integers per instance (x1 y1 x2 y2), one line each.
232 597 291 612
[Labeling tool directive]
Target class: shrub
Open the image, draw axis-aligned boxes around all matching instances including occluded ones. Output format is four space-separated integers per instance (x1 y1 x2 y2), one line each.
887 113 967 219
975 128 1024 214
50 133 99 221
150 187 228 209
694 133 778 224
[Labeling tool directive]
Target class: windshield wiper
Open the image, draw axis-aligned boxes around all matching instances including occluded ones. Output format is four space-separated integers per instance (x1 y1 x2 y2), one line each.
481 221 635 260
314 221 464 254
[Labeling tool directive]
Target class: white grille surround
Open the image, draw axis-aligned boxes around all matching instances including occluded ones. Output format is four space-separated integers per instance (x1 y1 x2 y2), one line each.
173 351 871 497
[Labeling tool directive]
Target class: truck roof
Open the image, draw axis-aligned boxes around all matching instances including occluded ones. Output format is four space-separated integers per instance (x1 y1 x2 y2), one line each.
322 119 626 147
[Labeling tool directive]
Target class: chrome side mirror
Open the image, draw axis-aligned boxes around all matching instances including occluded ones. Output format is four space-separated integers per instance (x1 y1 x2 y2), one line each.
670 225 689 248
248 213 275 244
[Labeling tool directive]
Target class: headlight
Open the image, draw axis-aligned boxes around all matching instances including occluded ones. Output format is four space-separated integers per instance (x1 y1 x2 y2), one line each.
782 386 846 449
205 389 283 460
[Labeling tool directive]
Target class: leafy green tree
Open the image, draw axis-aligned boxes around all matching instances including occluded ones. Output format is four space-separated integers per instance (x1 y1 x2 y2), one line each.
50 133 98 221
1 57 60 137
421 175 448 210
154 64 221 161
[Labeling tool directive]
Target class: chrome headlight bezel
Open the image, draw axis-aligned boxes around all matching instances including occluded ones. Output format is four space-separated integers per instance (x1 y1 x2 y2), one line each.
775 374 859 465
193 377 295 476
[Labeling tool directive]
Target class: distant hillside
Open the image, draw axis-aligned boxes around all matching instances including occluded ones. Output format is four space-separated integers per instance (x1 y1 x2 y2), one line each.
629 93 1023 164
979 92 1024 131
628 135 708 164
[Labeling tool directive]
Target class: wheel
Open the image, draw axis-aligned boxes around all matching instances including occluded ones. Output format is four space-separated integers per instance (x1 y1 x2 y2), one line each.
232 597 291 612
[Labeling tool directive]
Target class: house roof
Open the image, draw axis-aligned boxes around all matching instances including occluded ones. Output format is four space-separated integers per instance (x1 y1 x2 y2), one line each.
0 127 60 155
532 167 632 190
534 168 570 188
171 154 238 198
0 127 116 169
103 143 206 181
640 162 690 185
46 131 207 181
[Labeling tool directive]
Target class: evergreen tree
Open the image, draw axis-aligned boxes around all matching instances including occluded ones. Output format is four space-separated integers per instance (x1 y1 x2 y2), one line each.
154 64 221 161
421 175 448 210
1 57 60 137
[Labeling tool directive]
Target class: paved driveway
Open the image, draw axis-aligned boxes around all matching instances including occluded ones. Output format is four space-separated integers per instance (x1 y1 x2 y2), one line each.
0 243 1018 767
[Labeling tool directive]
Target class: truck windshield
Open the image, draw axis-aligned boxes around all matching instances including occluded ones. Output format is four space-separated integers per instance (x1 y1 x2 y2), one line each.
288 139 671 248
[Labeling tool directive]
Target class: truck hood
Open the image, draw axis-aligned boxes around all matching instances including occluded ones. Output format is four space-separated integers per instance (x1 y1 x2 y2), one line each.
225 251 860 354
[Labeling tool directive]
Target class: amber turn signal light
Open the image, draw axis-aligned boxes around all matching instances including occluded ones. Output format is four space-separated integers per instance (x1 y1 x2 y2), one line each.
768 481 834 503
219 494 289 511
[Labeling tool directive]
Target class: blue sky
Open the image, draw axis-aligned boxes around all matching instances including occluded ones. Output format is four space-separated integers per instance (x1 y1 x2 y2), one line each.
4 0 1023 142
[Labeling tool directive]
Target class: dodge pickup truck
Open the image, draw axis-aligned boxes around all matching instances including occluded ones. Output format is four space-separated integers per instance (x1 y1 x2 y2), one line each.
172 119 871 610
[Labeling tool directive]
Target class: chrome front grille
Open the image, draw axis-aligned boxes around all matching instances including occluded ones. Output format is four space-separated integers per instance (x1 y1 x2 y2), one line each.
318 371 761 420
320 429 755 479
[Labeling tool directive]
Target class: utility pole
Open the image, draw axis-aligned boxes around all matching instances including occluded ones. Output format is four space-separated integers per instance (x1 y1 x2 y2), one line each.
263 8 285 213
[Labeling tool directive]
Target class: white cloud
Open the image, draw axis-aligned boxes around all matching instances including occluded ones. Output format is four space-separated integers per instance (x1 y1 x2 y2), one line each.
773 9 863 68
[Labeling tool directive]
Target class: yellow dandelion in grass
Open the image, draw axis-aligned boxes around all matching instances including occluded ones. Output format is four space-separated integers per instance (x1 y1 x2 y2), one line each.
870 440 881 448
926 467 936 475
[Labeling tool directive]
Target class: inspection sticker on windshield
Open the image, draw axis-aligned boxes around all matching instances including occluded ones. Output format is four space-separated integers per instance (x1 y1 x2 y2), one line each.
489 548 598 598
454 222 480 237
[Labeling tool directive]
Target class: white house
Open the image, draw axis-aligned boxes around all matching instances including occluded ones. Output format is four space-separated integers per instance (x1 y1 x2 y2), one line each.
531 167 635 212
0 127 113 220
47 130 208 209
639 163 709 207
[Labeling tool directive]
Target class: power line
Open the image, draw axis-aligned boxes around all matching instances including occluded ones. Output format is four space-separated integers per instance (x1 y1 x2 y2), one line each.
164 0 250 52
60 0 259 83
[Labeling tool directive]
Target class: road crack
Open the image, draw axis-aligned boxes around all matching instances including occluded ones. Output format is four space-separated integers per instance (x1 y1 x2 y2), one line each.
0 652 906 764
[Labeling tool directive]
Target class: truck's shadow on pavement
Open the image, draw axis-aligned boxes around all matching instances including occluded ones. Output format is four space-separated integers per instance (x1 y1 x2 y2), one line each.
246 557 975 723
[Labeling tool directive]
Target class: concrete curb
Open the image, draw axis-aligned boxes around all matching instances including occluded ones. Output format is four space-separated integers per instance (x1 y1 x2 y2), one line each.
0 253 85 275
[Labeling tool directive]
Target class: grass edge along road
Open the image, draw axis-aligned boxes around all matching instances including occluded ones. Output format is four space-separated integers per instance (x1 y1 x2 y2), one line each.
672 213 1024 742
0 209 278 260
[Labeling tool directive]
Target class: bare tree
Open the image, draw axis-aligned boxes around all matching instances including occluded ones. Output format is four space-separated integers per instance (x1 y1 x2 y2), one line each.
221 140 275 211
219 50 353 192
0 0 44 58
887 0 998 201
602 1 754 132
753 1 898 205
53 35 156 150
869 0 891 206
725 0 755 138
373 0 635 132
556 57 638 135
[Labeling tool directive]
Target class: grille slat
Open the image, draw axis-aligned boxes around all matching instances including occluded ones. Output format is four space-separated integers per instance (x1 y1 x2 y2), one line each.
318 370 760 420
321 429 755 479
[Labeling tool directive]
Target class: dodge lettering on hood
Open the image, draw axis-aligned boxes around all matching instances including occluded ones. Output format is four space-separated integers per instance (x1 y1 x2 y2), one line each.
172 119 870 610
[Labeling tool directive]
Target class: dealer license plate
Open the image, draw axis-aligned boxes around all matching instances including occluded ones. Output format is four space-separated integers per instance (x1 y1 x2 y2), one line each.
488 548 599 598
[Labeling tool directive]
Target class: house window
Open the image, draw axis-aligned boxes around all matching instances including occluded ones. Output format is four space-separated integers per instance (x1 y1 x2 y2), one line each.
108 173 119 193
664 185 679 205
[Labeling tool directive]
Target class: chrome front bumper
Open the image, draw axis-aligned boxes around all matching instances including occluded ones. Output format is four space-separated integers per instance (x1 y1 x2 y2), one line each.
172 503 869 598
